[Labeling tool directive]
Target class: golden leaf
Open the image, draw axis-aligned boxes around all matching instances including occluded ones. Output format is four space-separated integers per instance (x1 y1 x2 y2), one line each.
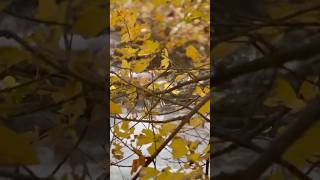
264 77 305 111
35 0 66 22
147 139 164 155
110 101 122 114
138 40 160 56
2 76 16 88
299 77 319 101
159 122 177 136
140 167 159 180
186 45 201 62
0 126 39 166
170 138 188 158
137 129 155 146
132 58 152 73
283 122 320 167
213 42 240 60
189 117 204 128
116 47 138 59
198 100 210 115
111 142 124 160
73 6 107 37
0 47 32 71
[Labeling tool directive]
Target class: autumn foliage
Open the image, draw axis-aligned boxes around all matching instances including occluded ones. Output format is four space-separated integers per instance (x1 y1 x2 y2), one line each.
110 0 210 179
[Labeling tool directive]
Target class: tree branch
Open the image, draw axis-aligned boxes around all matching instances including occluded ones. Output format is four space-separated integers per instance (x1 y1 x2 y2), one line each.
214 97 320 180
214 37 320 86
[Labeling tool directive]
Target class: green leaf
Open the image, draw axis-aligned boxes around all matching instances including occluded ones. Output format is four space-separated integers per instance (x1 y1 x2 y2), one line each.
0 126 39 166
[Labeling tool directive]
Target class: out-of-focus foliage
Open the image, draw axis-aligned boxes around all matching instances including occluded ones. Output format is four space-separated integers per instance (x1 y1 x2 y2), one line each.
212 0 320 179
0 0 108 179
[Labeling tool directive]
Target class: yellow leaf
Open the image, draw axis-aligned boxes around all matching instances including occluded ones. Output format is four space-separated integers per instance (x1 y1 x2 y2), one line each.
186 45 201 62
73 6 107 37
159 122 177 136
140 167 159 180
175 74 186 81
2 76 16 88
198 100 210 115
264 77 306 111
156 169 185 180
138 40 160 56
193 86 206 97
121 60 131 69
189 117 204 128
147 139 164 155
190 10 202 19
0 47 32 71
121 24 144 42
35 0 65 22
0 126 39 166
202 144 210 154
299 77 319 101
110 101 122 114
213 42 240 59
132 58 152 73
115 47 138 59
275 77 305 110
170 138 188 158
160 58 170 69
113 124 134 139
121 121 129 131
137 129 155 146
187 153 201 162
112 142 124 160
154 12 164 22
283 122 320 167
51 81 82 102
